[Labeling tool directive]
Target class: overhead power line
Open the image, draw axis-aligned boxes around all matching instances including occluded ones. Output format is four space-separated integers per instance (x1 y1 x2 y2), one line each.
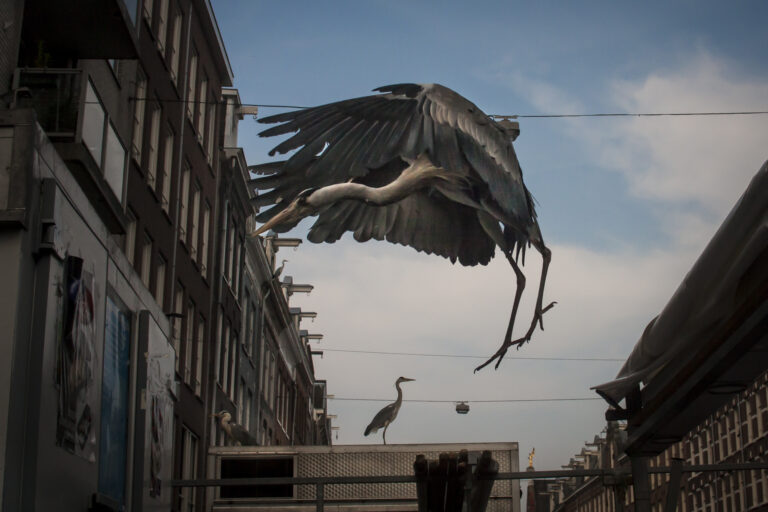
319 347 623 362
124 97 768 119
330 397 602 403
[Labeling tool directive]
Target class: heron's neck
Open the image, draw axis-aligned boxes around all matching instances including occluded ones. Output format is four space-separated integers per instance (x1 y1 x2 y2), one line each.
309 157 444 208
395 381 403 402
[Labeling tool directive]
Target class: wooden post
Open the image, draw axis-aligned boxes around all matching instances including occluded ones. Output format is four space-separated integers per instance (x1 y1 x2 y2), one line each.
445 452 461 512
664 458 684 512
630 456 651 512
470 450 498 512
316 482 324 512
414 454 429 512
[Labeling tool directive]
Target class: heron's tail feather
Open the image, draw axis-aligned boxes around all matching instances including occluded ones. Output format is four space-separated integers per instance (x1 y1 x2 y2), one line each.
364 424 378 436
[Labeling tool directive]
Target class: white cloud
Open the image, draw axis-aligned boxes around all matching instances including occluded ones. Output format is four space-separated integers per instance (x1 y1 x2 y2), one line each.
603 52 768 217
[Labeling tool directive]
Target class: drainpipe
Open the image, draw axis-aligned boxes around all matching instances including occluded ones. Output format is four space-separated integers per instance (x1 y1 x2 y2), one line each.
254 286 271 444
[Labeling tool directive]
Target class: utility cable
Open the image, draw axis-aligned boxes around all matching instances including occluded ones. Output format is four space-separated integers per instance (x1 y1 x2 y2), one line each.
121 97 768 119
318 347 623 362
330 397 602 403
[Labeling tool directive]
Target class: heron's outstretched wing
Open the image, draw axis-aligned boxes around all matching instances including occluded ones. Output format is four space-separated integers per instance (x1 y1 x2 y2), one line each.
364 402 398 436
251 83 536 232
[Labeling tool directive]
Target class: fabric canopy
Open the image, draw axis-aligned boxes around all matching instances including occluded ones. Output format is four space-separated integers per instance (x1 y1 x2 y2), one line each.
593 160 768 405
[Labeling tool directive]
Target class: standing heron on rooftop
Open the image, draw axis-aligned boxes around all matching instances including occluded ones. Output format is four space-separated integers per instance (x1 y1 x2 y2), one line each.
365 376 414 444
249 83 555 371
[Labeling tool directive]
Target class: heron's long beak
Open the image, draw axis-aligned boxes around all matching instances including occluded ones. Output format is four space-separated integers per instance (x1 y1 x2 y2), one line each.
249 204 296 238
402 377 415 382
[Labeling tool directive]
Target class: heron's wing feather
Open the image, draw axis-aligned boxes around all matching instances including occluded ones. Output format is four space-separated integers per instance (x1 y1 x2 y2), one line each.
365 402 398 435
256 83 536 234
418 85 535 226
307 162 495 266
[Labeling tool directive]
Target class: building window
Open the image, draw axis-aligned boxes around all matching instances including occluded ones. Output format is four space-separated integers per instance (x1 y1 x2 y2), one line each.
206 97 216 164
228 331 237 400
196 75 208 140
221 322 230 391
140 232 152 288
246 390 253 431
220 203 230 278
83 81 126 200
168 6 182 83
226 219 235 283
104 122 126 200
189 182 200 260
146 102 161 190
214 308 223 385
186 49 198 121
261 346 269 401
195 316 204 396
200 202 210 276
160 125 173 212
242 293 250 352
83 81 105 165
142 0 153 23
184 300 195 387
179 161 190 240
124 208 137 265
180 427 198 512
155 0 168 52
131 70 146 161
155 254 166 308
238 380 245 425
233 239 242 295
172 286 183 372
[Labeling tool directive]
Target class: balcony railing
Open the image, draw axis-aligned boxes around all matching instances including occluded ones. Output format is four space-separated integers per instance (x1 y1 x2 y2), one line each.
13 68 82 138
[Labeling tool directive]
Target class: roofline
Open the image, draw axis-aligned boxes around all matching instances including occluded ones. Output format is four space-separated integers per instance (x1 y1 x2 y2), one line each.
198 0 233 86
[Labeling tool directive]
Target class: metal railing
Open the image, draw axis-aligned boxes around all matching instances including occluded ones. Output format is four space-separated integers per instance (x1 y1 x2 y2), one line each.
172 460 768 512
13 68 83 137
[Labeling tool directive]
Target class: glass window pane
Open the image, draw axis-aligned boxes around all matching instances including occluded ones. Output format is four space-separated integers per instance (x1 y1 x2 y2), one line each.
104 122 126 199
83 81 104 166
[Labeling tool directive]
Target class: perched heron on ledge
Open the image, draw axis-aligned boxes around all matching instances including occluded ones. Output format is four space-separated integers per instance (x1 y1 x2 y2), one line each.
273 258 288 280
249 83 554 371
364 376 414 444
211 410 256 446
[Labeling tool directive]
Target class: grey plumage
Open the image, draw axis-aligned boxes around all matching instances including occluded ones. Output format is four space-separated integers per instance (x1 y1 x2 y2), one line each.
364 376 414 444
273 259 288 280
249 83 555 371
212 410 256 446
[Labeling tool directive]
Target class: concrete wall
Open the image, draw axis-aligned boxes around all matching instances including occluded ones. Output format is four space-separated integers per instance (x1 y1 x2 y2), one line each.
0 113 174 511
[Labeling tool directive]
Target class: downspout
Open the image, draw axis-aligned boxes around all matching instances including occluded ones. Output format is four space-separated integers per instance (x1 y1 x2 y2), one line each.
167 0 193 338
255 286 271 444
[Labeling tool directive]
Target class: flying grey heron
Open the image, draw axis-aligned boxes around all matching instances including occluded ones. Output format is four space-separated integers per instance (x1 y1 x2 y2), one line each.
364 376 414 444
211 410 256 446
249 83 555 371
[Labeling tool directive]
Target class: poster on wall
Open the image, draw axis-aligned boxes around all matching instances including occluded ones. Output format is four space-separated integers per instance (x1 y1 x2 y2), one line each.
143 313 175 512
98 294 132 505
56 255 99 462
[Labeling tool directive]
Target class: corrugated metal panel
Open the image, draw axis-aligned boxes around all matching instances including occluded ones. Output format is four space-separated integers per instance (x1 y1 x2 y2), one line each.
211 443 519 511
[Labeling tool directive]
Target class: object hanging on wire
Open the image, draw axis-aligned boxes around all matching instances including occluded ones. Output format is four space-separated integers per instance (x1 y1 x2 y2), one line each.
455 402 470 414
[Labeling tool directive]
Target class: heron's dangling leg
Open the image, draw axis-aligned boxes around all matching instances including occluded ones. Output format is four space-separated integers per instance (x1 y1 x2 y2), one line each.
473 214 556 372
474 250 527 372
382 425 388 445
528 242 556 333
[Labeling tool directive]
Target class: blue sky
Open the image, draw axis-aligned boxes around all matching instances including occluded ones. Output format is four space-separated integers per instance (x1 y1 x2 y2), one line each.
211 0 768 473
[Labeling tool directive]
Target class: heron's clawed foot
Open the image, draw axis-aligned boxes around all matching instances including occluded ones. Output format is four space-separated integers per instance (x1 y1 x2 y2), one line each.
474 301 557 373
536 301 557 330
474 336 530 373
